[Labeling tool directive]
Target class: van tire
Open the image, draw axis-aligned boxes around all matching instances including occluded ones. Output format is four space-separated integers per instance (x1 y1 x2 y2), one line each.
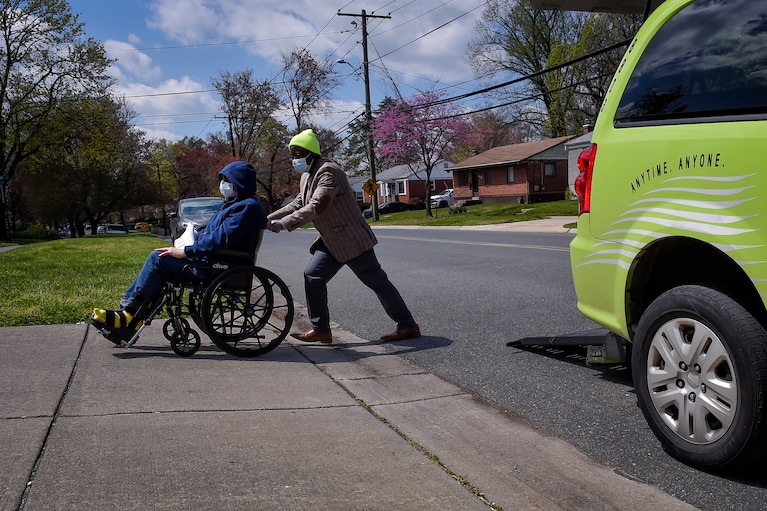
632 285 767 471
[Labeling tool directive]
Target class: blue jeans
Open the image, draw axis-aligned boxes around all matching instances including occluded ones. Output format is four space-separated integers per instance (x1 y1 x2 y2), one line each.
120 251 206 314
304 245 416 333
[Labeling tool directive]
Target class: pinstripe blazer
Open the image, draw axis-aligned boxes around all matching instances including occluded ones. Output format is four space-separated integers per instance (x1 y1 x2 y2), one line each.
268 158 377 263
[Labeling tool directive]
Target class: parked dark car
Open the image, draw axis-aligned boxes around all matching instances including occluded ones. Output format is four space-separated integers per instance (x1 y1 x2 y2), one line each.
169 196 224 240
363 201 410 218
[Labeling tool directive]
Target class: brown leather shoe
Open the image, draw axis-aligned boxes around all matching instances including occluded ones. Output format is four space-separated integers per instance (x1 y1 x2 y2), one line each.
380 325 421 342
290 329 333 344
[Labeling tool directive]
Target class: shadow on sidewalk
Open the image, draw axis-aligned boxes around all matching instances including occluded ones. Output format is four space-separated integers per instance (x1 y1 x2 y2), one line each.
107 334 452 363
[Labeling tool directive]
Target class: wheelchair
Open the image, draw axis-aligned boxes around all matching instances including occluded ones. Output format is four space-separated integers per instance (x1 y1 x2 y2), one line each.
108 238 294 358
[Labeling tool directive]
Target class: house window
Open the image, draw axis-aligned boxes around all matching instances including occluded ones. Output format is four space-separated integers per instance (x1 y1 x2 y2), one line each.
397 180 406 195
507 165 515 183
544 162 556 177
457 171 468 187
485 169 492 185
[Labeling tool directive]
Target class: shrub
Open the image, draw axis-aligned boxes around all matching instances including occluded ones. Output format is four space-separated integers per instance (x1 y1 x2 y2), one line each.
408 198 425 210
14 226 60 241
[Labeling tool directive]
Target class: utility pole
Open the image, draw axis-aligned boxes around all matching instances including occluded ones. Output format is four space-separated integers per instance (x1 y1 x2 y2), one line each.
338 10 390 221
156 164 168 236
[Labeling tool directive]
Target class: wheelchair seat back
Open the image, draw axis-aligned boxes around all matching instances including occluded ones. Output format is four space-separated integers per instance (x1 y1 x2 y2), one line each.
207 250 254 287
204 230 264 289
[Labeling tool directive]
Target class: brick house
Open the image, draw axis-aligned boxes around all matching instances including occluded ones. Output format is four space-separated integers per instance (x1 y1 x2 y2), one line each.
450 136 574 204
364 161 454 205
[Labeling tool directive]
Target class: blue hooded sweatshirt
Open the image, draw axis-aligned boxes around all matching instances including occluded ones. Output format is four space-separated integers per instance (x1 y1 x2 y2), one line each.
183 161 267 259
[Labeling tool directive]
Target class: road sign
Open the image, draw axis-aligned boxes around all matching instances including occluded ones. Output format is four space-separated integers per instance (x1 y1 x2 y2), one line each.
362 178 378 196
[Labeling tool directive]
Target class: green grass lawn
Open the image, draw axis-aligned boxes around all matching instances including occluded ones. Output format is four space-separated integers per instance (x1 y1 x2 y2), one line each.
0 201 578 327
0 234 165 327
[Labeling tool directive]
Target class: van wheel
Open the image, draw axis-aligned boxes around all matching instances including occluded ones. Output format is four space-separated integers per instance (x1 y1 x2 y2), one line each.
632 285 767 471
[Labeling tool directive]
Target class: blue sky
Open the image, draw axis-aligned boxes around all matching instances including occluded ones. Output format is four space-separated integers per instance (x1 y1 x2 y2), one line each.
67 0 489 142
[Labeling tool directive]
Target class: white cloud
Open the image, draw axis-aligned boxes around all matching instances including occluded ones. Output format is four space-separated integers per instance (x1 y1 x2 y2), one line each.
115 76 222 142
146 0 482 82
105 39 162 82
81 0 488 140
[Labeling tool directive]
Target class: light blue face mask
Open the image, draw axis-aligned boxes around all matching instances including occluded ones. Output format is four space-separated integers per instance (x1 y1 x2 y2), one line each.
292 156 311 173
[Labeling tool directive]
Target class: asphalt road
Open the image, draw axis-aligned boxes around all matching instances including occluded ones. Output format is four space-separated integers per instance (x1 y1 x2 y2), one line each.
256 226 767 511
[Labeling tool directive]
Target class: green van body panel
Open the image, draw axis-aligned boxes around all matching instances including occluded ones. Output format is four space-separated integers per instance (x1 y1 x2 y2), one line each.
569 0 767 340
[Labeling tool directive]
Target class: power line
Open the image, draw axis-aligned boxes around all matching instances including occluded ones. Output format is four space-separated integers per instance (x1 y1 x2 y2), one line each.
119 2 490 128
370 1 487 62
120 1 627 141
422 38 632 109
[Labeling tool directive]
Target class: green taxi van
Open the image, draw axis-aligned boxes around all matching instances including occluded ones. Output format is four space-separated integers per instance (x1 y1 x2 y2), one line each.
569 0 767 470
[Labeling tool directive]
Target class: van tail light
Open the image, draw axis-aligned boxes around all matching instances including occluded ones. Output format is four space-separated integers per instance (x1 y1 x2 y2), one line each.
575 144 596 215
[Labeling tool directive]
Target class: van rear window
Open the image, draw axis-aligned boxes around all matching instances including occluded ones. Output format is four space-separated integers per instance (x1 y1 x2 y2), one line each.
615 0 767 125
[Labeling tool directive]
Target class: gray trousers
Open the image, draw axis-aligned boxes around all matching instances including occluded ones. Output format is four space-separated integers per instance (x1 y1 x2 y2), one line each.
304 244 416 333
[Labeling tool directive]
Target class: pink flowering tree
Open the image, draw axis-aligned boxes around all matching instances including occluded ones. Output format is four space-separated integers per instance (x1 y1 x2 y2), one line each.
372 89 469 217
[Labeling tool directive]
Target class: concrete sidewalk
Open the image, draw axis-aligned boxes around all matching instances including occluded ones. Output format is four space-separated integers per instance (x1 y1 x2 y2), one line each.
371 216 579 234
1 312 696 510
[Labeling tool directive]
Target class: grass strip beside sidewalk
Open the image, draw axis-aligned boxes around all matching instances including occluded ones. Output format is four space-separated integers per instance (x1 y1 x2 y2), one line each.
0 235 166 327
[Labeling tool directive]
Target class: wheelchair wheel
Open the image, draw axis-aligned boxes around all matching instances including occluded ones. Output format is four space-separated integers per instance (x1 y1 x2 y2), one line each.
170 328 201 357
200 266 294 357
163 317 190 342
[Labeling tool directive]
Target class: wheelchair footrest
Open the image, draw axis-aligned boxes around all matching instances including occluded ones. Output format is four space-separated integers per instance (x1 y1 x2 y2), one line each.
91 319 140 346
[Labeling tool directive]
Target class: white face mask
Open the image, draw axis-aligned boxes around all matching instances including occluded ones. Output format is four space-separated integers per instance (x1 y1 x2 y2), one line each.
219 180 236 200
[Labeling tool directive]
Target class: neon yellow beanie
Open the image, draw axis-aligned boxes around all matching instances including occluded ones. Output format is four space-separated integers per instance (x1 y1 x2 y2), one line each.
289 129 321 155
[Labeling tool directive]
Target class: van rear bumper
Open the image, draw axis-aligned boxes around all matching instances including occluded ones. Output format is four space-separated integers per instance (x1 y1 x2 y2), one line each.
569 214 633 340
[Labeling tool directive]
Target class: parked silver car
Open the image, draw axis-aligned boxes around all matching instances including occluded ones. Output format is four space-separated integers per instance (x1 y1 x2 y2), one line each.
430 188 454 208
169 197 224 240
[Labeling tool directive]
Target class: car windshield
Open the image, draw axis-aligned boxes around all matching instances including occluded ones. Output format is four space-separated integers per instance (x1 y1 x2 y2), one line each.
182 199 223 216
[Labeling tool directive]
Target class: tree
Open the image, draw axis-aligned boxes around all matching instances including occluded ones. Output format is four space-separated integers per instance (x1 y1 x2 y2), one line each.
337 116 368 176
372 89 469 217
23 95 154 237
212 70 283 161
468 1 581 137
310 125 343 161
448 110 526 163
467 0 640 137
572 13 642 124
281 48 339 131
0 0 113 239
339 97 400 177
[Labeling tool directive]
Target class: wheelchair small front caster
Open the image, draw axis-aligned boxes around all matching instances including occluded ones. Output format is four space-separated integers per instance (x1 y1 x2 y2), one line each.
170 328 201 357
163 317 190 342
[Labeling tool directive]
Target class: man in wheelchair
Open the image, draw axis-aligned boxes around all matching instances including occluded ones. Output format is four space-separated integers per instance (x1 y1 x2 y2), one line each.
90 161 267 344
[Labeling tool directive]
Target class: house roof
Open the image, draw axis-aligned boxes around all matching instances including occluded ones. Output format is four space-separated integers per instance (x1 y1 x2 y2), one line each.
564 131 593 151
347 175 368 192
450 136 575 171
529 0 664 14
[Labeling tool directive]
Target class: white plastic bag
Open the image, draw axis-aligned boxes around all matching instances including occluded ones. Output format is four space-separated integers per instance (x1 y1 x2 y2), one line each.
174 223 197 249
